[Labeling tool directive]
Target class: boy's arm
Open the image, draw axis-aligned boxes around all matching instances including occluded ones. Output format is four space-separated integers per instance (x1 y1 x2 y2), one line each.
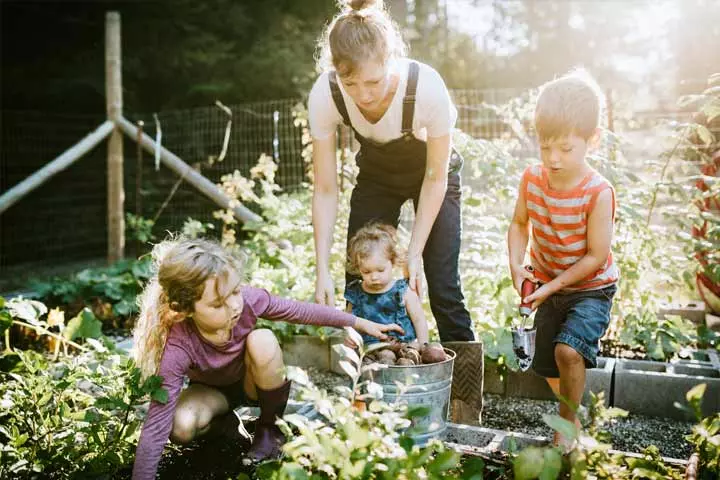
507 180 533 293
526 189 614 305
404 288 429 345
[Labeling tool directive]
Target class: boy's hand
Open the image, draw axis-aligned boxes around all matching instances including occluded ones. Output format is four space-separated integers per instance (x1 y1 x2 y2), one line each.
353 318 404 342
523 283 552 310
510 263 536 295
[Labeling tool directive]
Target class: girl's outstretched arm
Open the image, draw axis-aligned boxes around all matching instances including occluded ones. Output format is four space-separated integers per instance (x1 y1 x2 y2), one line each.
246 287 402 341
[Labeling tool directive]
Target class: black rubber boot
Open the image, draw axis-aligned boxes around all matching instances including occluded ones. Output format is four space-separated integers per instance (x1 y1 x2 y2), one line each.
245 380 292 463
205 410 252 445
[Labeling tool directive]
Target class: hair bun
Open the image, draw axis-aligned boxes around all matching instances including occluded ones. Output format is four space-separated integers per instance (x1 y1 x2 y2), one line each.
348 0 380 11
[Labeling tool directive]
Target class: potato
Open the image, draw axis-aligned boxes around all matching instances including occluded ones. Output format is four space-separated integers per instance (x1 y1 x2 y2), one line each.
399 346 421 365
420 342 446 364
376 349 397 365
396 358 416 366
386 339 403 353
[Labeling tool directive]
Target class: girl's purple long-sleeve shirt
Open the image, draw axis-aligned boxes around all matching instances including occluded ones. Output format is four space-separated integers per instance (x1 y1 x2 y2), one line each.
132 286 356 479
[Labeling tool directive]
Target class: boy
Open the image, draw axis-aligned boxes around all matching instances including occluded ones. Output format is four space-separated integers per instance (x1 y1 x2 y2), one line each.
507 70 619 447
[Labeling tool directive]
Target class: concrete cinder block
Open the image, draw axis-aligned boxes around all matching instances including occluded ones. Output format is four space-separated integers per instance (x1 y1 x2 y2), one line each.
504 357 615 407
282 335 330 370
706 313 720 332
614 359 720 420
443 423 548 453
658 301 707 325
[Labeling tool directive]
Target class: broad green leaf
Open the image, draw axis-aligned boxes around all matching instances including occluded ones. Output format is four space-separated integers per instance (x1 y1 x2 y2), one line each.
406 405 431 419
333 343 360 367
151 387 169 404
363 341 390 355
63 308 102 341
428 449 460 474
345 327 363 349
542 414 578 442
686 383 707 403
514 447 545 480
539 448 562 480
338 360 357 379
702 98 720 122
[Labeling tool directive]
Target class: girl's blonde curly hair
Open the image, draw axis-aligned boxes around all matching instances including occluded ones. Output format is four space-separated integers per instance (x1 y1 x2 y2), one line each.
133 237 245 379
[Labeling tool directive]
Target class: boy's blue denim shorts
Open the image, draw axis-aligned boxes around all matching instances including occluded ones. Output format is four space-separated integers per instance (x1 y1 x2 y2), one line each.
531 284 617 378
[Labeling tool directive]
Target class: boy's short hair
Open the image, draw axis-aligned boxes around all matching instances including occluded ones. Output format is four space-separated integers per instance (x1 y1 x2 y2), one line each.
534 69 604 141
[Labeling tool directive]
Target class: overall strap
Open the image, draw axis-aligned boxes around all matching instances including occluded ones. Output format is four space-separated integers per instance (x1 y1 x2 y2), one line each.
328 72 351 127
401 62 420 136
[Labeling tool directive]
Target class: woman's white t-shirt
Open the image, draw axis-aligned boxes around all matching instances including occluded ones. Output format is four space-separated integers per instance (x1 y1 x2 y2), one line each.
308 58 457 143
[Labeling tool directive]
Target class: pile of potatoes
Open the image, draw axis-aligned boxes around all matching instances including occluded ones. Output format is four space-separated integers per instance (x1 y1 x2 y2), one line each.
363 341 449 366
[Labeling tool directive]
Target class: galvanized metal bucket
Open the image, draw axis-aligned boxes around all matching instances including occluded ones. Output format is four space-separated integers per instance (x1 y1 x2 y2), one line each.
363 348 456 445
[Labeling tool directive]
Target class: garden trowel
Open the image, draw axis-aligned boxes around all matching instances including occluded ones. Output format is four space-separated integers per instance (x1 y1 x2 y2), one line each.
512 265 537 371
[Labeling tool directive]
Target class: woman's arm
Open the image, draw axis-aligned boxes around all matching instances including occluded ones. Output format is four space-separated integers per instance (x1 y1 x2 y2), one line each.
312 133 339 306
407 133 451 294
403 287 429 345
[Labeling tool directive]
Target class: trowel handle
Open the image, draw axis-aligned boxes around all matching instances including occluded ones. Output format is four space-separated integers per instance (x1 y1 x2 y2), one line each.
519 265 536 317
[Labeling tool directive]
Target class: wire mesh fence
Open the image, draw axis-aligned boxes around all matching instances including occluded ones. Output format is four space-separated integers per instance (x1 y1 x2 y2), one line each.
0 87 684 274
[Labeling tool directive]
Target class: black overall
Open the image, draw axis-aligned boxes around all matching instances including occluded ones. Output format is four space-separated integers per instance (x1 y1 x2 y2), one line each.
330 62 474 341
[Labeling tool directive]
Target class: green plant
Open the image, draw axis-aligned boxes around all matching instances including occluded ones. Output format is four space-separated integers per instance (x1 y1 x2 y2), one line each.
683 384 720 479
1 296 98 356
28 256 153 329
181 217 216 239
618 312 698 361
255 339 466 480
513 392 685 479
125 212 156 244
0 346 167 478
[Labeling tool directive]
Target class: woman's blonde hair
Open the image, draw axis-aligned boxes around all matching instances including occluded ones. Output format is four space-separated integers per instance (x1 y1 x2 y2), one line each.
133 237 245 379
347 223 405 275
317 0 407 77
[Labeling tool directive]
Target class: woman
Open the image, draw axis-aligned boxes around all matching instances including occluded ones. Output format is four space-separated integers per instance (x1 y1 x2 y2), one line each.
309 0 474 342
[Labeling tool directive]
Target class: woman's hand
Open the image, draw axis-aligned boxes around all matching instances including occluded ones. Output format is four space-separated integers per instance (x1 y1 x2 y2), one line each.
350 318 404 347
405 254 424 297
314 268 335 306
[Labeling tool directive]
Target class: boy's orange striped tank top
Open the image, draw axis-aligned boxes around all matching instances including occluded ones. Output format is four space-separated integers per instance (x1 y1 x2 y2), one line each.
521 164 619 292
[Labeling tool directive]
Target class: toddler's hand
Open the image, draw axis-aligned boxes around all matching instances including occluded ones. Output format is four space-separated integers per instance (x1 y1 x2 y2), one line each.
354 318 404 342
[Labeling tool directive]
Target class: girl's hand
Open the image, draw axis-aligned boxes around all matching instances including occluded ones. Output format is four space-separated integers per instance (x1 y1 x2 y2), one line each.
353 318 404 342
510 263 536 296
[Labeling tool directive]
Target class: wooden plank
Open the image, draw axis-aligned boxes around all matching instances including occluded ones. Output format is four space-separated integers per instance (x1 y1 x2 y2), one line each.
116 116 263 225
106 11 124 262
0 121 114 214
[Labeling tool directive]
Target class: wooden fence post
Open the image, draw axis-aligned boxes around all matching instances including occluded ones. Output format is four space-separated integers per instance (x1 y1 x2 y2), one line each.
106 11 124 263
